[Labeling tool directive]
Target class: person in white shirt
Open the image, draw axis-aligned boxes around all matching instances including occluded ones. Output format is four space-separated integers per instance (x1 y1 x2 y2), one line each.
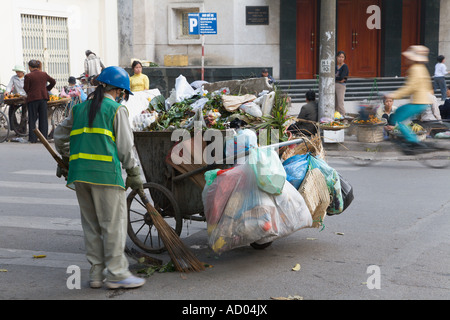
433 55 449 101
5 65 26 96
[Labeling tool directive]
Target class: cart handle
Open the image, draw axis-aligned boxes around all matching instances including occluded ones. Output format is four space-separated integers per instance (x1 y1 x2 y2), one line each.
258 138 304 150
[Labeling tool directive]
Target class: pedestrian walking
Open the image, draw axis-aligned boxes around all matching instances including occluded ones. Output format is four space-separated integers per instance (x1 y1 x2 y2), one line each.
23 59 56 143
54 66 146 289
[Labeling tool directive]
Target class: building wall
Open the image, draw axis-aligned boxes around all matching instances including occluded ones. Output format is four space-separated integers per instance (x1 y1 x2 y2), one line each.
439 0 450 61
126 0 281 79
0 0 119 89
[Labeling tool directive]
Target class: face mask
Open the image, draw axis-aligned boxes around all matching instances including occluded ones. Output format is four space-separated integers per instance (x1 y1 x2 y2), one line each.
115 90 125 103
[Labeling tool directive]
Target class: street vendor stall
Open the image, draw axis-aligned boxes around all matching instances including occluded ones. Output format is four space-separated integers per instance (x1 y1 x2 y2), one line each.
2 94 70 138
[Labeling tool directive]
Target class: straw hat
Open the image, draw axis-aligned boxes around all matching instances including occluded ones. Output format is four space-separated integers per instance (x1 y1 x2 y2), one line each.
12 65 26 73
402 45 429 63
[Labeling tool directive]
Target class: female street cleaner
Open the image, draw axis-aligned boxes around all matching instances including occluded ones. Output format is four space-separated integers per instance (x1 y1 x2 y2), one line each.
385 45 437 154
54 66 145 289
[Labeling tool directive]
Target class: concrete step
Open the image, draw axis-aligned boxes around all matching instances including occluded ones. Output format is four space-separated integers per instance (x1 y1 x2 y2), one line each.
277 77 449 103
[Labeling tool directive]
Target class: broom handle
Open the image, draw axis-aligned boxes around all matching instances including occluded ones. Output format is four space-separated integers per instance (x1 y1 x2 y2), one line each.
34 128 68 170
137 189 160 216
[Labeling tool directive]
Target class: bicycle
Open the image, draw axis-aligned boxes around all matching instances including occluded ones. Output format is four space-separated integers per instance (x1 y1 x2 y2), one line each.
0 83 28 137
0 92 10 142
341 120 450 169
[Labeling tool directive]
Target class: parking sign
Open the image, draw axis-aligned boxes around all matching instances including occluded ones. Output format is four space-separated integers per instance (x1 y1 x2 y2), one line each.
189 13 217 35
188 13 199 35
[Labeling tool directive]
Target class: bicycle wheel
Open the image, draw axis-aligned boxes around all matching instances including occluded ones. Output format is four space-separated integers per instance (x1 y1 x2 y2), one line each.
48 105 67 138
0 110 10 143
418 148 450 169
8 104 28 136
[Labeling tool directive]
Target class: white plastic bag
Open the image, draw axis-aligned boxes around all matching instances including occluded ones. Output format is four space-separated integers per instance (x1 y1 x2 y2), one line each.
239 102 263 118
174 75 195 102
202 160 312 253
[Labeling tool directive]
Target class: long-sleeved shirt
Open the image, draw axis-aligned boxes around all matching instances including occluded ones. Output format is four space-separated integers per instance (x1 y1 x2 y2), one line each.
130 73 149 92
84 54 105 77
335 64 349 84
420 93 442 121
6 75 26 95
434 62 448 77
23 69 56 103
54 94 137 171
390 63 432 105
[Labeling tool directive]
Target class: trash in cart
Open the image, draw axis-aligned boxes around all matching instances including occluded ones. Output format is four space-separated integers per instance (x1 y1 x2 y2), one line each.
201 138 355 253
202 148 312 254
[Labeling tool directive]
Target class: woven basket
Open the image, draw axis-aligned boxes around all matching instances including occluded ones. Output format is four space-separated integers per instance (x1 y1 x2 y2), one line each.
298 168 330 229
356 126 384 143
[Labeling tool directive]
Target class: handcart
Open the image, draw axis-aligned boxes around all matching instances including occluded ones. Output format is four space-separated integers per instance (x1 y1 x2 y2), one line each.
2 95 28 136
2 95 70 137
127 130 305 254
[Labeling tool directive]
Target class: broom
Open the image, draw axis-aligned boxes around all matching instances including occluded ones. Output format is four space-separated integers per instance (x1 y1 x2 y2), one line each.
137 189 205 272
34 128 205 273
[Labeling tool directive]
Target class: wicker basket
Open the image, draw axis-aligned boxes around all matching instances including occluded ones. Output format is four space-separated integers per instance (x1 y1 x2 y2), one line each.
356 126 384 143
298 168 330 229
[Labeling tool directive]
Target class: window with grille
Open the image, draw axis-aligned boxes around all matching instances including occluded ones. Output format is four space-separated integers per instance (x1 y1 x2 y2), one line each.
168 4 201 44
21 14 70 88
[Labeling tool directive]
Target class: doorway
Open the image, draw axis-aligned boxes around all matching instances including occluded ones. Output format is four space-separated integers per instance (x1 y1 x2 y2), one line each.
336 0 381 78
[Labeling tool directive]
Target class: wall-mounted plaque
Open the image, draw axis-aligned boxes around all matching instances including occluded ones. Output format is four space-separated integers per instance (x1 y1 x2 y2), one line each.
246 6 269 25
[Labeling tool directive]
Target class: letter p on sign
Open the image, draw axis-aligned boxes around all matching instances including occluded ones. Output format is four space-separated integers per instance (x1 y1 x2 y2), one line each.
189 14 199 35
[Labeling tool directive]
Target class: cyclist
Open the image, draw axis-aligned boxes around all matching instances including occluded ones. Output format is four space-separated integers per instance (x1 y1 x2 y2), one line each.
54 66 145 289
385 45 436 153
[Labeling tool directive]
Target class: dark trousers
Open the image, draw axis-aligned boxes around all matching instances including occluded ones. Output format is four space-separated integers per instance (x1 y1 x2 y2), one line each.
440 100 450 120
433 77 447 101
28 99 48 143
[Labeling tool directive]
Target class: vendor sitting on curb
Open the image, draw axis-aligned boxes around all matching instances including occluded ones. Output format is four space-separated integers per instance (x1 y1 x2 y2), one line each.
377 98 397 131
287 90 318 136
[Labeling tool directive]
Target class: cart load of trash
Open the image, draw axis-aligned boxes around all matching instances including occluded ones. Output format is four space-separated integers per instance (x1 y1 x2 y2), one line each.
127 75 282 134
202 133 355 254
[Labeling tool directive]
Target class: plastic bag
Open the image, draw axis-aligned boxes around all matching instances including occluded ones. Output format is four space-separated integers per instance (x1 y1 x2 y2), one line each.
202 160 311 253
224 129 258 159
338 173 354 213
174 75 195 102
308 155 343 215
255 181 312 245
239 102 263 118
249 147 286 195
283 153 310 189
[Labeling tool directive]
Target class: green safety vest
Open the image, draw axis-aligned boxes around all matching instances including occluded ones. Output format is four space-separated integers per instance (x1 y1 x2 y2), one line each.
67 97 126 190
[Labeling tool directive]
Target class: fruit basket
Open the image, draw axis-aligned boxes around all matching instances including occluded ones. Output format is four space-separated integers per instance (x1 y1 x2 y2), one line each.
319 121 350 131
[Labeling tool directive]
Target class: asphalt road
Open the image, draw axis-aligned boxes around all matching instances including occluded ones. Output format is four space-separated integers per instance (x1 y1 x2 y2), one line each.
0 141 449 303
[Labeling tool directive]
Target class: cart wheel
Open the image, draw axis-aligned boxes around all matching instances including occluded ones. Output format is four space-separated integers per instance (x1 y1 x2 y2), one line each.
250 241 273 250
127 182 182 254
8 104 28 136
0 110 10 143
48 105 66 138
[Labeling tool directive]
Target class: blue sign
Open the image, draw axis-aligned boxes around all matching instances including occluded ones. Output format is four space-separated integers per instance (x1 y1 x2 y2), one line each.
189 13 217 35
